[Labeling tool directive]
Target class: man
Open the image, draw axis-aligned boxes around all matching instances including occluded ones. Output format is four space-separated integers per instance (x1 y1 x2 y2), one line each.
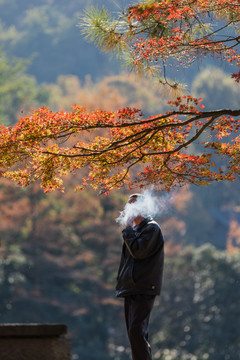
116 193 164 360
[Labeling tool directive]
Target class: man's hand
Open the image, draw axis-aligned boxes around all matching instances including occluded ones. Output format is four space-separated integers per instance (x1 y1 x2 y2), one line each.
126 217 134 227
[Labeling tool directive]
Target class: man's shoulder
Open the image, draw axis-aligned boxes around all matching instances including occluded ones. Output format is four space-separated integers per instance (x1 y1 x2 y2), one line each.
146 218 161 229
139 218 162 236
146 219 164 238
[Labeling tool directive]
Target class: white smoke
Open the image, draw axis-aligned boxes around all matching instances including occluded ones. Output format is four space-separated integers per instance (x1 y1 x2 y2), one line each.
115 188 174 227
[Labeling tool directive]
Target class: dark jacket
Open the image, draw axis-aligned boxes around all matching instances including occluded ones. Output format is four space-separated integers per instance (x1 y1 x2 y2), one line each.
116 216 164 297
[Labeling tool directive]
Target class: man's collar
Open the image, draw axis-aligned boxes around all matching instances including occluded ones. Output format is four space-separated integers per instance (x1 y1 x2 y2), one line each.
134 216 152 231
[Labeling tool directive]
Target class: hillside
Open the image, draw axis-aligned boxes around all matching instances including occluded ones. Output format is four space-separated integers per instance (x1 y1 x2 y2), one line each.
0 0 124 82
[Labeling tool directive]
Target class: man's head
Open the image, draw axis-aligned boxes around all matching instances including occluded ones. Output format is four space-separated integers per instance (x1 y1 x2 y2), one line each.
126 194 146 226
128 193 145 204
116 193 148 227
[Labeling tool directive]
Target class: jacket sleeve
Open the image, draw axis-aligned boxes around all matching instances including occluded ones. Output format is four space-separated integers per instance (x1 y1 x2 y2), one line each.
122 224 163 259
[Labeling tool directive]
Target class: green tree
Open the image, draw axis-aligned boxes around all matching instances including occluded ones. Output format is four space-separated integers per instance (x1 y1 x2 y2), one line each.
0 49 50 125
151 245 240 360
192 67 240 111
0 0 122 82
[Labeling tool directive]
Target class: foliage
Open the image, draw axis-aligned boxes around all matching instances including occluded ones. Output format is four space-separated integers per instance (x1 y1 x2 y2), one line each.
150 245 240 360
47 72 168 115
0 1 240 193
0 49 50 125
0 97 239 193
0 0 122 82
1 233 239 359
178 180 240 249
192 66 240 111
80 1 240 84
0 178 124 359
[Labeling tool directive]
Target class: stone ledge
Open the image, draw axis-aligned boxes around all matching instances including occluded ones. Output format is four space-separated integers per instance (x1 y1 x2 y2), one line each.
0 324 71 360
0 337 71 360
0 323 67 338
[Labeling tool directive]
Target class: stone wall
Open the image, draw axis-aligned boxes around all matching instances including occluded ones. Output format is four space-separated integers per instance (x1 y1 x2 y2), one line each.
0 323 71 360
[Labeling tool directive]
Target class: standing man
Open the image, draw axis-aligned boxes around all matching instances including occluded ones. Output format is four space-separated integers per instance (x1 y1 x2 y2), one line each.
116 193 164 360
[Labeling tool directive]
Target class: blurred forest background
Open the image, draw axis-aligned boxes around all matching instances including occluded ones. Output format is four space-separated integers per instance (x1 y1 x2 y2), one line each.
0 0 240 359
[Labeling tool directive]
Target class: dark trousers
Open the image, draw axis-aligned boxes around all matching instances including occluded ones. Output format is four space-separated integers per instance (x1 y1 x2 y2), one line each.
124 294 156 360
